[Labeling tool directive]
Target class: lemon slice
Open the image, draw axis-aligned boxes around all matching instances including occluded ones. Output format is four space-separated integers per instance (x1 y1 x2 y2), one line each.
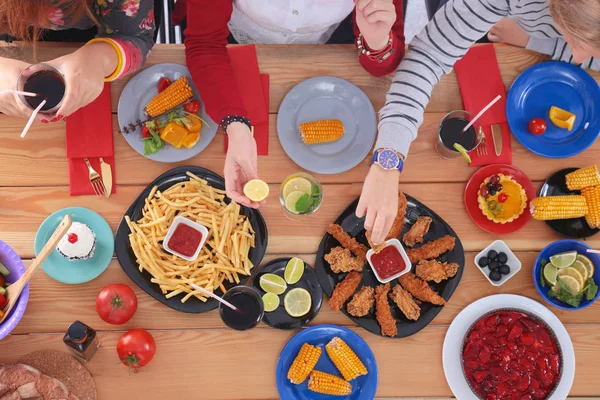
577 254 595 278
284 288 312 318
571 260 589 282
243 179 270 202
557 267 584 288
543 263 558 285
550 251 577 269
259 273 287 295
284 191 306 214
453 143 472 164
557 275 581 295
262 293 280 312
282 177 312 199
284 257 304 284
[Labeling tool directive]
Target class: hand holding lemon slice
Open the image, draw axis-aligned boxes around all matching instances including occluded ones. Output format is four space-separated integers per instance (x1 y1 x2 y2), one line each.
243 179 269 202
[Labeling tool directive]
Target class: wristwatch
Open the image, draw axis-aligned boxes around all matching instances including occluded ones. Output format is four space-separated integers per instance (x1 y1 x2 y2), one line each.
371 148 404 172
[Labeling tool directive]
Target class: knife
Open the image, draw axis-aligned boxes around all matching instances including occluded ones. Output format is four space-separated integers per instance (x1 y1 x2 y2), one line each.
99 158 112 199
491 124 502 157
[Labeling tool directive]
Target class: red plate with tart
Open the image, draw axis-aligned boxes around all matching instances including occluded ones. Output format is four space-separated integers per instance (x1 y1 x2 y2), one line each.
462 310 562 400
464 164 535 234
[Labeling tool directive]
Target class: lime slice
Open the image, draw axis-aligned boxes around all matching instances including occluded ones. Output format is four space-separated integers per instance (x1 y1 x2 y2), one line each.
284 288 312 318
557 275 581 295
259 273 287 295
550 251 577 269
243 179 270 202
543 263 558 285
577 254 595 278
557 267 584 288
284 257 305 284
453 143 472 163
262 293 280 312
282 177 312 199
571 260 589 282
284 191 306 214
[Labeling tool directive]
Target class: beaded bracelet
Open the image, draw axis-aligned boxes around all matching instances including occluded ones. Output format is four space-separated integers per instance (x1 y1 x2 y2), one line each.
221 115 252 134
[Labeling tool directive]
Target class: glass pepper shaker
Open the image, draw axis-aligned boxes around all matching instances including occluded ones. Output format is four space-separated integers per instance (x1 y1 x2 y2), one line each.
63 321 100 362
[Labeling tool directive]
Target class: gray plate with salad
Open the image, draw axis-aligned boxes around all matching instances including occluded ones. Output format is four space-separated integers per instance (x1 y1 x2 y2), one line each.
117 63 217 163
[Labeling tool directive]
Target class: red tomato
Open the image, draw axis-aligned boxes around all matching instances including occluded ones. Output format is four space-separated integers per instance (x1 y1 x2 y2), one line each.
183 99 200 114
141 125 151 139
528 118 546 135
96 283 138 325
157 77 171 93
117 329 156 369
0 293 6 309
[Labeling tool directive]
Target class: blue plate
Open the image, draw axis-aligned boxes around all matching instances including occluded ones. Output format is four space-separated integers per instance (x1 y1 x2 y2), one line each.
533 239 600 310
507 61 600 158
276 325 378 400
35 207 114 284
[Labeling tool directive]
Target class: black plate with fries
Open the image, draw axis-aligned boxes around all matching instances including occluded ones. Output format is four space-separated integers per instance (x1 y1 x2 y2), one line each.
115 166 268 313
315 194 465 338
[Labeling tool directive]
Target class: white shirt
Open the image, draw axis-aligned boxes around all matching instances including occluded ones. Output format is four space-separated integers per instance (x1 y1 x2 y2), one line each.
229 0 355 44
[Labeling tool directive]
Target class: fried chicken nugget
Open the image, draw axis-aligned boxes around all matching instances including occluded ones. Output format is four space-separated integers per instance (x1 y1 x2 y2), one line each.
403 216 432 247
406 235 455 264
389 284 420 321
327 224 368 261
398 273 446 306
325 247 365 273
328 271 362 311
415 260 459 283
375 283 397 337
347 286 375 317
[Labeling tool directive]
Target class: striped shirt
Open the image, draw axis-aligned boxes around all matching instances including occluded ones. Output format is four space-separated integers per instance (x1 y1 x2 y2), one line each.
376 0 600 159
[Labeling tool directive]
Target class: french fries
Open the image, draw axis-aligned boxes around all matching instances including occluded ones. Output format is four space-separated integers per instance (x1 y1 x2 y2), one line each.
125 172 256 303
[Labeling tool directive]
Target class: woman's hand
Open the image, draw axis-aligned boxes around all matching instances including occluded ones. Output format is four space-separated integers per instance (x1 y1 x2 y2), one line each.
355 0 396 51
48 42 117 120
356 165 400 245
0 57 39 120
224 122 263 208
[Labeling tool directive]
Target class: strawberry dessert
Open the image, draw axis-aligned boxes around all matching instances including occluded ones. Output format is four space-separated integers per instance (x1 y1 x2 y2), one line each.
462 310 561 400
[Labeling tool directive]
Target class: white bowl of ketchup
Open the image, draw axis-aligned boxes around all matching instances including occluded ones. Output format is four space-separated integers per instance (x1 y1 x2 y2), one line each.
366 239 412 284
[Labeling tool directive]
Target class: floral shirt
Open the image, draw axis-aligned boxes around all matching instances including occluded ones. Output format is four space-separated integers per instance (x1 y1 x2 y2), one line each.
47 0 155 78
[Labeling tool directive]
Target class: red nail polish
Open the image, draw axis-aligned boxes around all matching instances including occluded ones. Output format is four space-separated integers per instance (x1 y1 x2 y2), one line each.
41 120 48 123
57 115 64 120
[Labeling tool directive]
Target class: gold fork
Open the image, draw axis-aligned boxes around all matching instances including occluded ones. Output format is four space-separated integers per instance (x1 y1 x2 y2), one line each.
476 127 488 157
84 157 107 197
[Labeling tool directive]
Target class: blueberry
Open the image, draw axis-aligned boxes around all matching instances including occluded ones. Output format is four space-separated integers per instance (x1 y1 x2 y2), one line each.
489 188 497 196
489 270 502 282
497 252 508 264
488 250 498 260
488 261 500 271
487 182 495 190
478 257 489 268
494 184 503 192
499 265 511 275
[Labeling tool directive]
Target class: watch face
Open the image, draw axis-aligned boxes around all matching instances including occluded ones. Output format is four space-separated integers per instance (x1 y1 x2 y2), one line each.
378 150 400 170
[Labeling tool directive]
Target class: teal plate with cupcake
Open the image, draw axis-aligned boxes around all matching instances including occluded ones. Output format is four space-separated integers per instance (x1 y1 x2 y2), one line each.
35 207 114 284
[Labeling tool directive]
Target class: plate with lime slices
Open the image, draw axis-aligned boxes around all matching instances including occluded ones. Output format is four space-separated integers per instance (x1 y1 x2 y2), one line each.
251 257 323 330
534 239 600 310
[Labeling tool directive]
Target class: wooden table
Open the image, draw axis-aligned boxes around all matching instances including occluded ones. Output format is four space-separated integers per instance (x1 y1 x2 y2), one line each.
1 43 599 400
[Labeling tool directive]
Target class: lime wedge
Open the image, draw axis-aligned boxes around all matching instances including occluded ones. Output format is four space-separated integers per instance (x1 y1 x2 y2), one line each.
550 251 577 269
282 177 312 199
577 254 595 278
453 143 472 163
557 275 581 295
259 273 287 295
571 260 589 282
284 191 306 215
284 257 305 284
557 267 584 288
262 292 280 312
284 288 312 318
543 263 558 285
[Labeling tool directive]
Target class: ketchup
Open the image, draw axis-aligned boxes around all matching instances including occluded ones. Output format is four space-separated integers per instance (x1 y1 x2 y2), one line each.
167 223 203 257
370 246 407 280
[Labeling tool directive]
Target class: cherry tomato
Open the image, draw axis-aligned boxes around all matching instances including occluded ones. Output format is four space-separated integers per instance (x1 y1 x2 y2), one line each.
184 99 200 114
498 193 508 203
117 329 156 369
157 77 171 93
528 118 546 135
141 125 151 138
0 293 7 309
96 283 138 325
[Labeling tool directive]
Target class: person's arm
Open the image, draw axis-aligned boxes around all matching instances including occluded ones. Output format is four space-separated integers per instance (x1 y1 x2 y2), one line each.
184 0 248 124
526 37 600 71
353 0 405 77
376 0 508 158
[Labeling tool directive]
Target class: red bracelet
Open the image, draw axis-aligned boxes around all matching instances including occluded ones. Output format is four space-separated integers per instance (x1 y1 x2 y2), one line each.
357 32 395 63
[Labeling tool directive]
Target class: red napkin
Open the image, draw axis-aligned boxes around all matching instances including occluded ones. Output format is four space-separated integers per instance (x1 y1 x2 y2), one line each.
65 83 116 196
224 45 269 155
455 44 512 166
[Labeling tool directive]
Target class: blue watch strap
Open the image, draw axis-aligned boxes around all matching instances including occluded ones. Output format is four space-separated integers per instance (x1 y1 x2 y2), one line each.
373 149 404 172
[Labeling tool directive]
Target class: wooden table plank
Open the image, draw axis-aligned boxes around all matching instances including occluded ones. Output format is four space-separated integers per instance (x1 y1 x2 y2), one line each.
1 325 598 399
11 252 600 335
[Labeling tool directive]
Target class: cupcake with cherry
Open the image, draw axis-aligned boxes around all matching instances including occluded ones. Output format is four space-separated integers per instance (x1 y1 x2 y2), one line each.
478 174 527 224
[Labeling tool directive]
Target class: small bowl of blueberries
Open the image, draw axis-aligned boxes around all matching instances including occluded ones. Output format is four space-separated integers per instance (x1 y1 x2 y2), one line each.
475 240 521 286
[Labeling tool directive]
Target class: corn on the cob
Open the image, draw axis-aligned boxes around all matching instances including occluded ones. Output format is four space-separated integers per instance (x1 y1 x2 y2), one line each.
144 76 194 118
299 119 344 145
326 337 367 381
287 343 322 384
308 370 352 396
582 186 600 229
530 196 588 220
566 165 600 191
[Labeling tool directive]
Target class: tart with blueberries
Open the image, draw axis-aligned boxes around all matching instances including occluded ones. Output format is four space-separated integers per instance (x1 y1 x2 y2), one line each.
477 174 527 224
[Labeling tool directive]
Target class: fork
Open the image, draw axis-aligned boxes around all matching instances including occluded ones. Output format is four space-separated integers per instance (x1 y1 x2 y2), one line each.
84 158 107 197
476 127 488 157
